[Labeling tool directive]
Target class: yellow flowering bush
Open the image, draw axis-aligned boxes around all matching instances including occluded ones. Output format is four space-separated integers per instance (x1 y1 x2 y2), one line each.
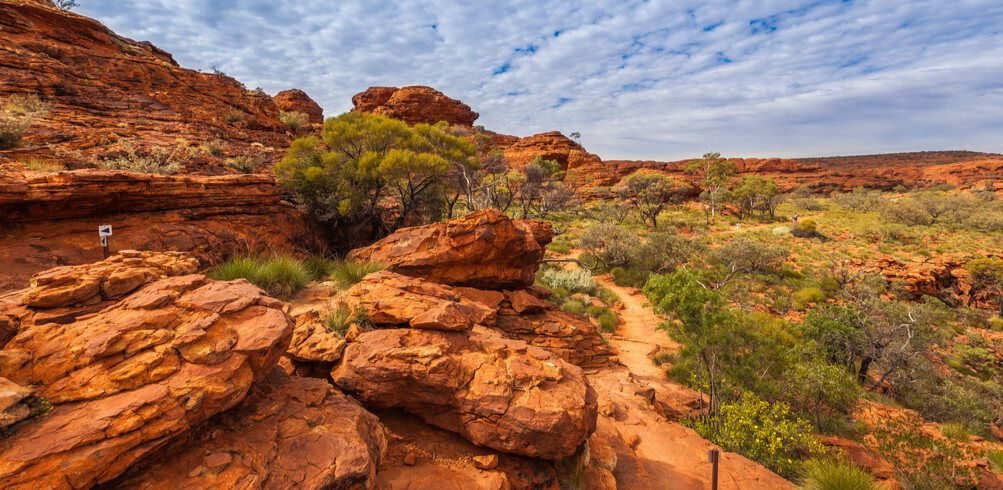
692 395 824 477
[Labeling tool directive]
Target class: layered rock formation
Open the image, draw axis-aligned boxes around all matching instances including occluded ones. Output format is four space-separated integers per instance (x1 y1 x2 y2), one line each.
0 0 302 170
342 271 496 331
0 252 294 489
351 86 479 126
273 89 324 125
348 208 552 290
0 170 316 290
111 368 386 489
332 327 597 460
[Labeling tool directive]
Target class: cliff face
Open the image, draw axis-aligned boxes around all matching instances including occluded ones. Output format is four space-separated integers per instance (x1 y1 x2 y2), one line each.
351 86 479 126
0 170 317 290
0 0 299 170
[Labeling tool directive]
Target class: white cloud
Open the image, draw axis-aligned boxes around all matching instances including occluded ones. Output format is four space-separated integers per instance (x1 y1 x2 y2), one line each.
77 0 1003 160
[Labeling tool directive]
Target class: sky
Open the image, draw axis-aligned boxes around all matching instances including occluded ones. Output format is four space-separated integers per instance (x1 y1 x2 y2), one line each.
77 0 1003 161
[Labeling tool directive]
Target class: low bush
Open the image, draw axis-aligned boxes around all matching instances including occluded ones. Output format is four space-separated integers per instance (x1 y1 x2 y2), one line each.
596 309 618 332
0 94 49 150
538 267 597 295
799 459 877 490
96 142 186 175
209 255 311 299
328 260 383 288
21 160 64 172
691 395 824 478
325 305 368 336
577 223 640 269
279 111 310 132
989 451 1003 474
596 286 620 306
225 154 266 173
792 287 826 310
560 298 587 315
610 266 647 288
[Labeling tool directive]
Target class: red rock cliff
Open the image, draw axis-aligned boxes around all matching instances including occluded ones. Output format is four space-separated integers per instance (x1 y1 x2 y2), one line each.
351 86 479 126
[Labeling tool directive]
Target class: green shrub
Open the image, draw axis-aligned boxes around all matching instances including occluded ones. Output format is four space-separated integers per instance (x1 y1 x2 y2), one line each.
799 459 877 490
560 298 587 315
577 223 641 269
989 451 1003 474
209 255 311 299
328 260 383 288
988 316 1003 332
596 286 620 306
226 111 245 125
939 422 972 441
0 94 49 150
691 395 824 478
279 111 310 132
792 287 826 310
325 305 367 336
597 310 618 332
611 266 648 288
302 255 334 281
538 267 597 295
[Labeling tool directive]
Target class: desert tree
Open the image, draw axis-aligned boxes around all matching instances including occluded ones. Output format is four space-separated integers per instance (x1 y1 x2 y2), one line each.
686 152 737 221
615 171 689 229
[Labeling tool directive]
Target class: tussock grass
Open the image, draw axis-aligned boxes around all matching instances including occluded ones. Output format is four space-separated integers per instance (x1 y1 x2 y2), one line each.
799 459 877 490
208 255 311 299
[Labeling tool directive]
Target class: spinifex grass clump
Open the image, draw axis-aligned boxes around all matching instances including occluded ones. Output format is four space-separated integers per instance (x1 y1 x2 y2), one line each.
209 255 311 299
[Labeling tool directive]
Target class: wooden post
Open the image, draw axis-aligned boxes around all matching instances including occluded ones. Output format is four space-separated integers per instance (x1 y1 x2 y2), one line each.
100 235 109 258
709 449 720 490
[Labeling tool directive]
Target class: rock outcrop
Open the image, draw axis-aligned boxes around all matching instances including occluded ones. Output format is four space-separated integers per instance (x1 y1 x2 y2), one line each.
332 327 597 460
0 377 34 431
273 89 324 125
0 170 316 290
342 271 496 331
348 209 552 290
0 252 293 489
0 0 305 170
500 131 602 172
110 368 386 490
351 86 478 126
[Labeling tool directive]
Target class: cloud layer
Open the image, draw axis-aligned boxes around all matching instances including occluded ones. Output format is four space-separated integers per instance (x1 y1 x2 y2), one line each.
78 0 1003 160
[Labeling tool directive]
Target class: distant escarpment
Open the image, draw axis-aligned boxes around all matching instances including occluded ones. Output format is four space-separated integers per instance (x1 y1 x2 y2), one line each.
0 0 320 172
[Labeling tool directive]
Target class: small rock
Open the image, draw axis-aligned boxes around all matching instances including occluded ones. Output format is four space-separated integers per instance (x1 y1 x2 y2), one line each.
473 454 498 470
402 451 417 466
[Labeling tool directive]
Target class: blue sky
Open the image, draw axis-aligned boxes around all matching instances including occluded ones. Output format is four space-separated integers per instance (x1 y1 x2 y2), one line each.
77 0 1003 160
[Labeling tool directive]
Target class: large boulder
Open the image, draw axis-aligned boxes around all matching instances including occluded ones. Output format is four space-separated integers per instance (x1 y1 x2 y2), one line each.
0 255 293 489
342 271 496 331
331 327 597 460
110 368 386 490
348 209 552 290
273 88 324 124
351 86 478 126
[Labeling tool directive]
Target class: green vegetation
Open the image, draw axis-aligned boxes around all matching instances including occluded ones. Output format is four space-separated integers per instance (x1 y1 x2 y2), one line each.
324 305 368 336
0 94 48 150
208 255 311 299
686 151 737 221
21 160 64 172
279 111 310 132
537 267 597 296
799 459 878 490
691 395 824 478
275 112 478 238
327 259 383 287
225 154 266 173
614 171 689 229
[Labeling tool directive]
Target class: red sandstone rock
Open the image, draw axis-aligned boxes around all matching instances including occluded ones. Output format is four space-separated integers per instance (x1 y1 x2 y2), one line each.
0 254 293 489
342 271 496 331
331 327 597 460
0 377 33 431
491 301 610 369
273 89 324 125
348 209 552 290
0 1 292 169
286 310 347 363
820 436 896 480
352 86 478 126
110 368 386 490
0 170 316 290
500 131 601 172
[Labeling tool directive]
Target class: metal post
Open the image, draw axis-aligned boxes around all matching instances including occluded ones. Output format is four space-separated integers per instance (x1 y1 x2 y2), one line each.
708 449 720 490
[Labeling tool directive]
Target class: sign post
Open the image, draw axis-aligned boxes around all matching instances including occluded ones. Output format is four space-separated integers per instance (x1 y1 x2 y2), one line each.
708 449 720 490
98 225 113 258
